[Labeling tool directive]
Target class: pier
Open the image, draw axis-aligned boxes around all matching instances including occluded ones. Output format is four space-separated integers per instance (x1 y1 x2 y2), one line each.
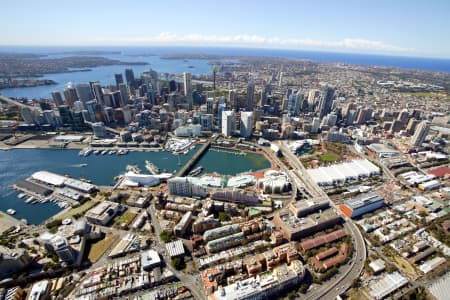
176 141 211 177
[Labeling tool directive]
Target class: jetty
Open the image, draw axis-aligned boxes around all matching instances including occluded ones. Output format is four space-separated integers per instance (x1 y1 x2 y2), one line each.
176 141 211 177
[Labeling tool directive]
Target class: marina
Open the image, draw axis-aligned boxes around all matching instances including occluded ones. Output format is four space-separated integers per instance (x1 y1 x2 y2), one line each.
0 147 270 224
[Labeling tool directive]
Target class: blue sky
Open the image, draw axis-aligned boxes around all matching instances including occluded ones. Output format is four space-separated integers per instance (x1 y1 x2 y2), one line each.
2 0 450 58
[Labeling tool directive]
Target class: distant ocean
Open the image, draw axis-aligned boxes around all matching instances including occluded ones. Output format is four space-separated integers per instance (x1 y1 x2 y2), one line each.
1 45 450 99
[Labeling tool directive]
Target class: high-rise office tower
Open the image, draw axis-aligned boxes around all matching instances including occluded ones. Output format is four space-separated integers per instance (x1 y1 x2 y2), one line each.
85 100 97 122
75 83 93 103
221 110 235 137
125 69 135 85
317 87 334 118
240 111 253 138
63 87 78 107
183 72 192 96
397 109 409 123
411 120 430 147
20 107 38 124
228 89 237 111
183 72 193 110
212 66 217 90
115 73 124 87
206 97 214 114
103 93 114 108
51 91 64 106
307 89 319 108
92 82 104 105
217 102 227 130
201 114 213 131
111 91 123 108
287 91 304 116
311 117 321 133
58 105 73 126
119 83 129 105
246 81 255 111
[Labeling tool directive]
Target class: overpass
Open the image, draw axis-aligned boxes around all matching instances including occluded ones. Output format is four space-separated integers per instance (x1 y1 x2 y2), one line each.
278 141 367 300
0 95 28 108
175 141 211 177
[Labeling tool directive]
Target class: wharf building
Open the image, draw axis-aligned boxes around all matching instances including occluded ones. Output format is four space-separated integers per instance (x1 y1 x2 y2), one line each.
339 192 385 218
307 159 380 187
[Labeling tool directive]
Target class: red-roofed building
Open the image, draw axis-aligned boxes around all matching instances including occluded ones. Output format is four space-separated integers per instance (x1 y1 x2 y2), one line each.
428 166 450 178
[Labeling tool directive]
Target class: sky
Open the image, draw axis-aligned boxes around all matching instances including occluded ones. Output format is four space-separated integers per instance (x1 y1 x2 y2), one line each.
1 0 450 58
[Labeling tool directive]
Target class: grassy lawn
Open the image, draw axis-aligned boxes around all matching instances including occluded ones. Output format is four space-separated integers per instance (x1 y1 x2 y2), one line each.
88 234 119 263
57 200 98 220
401 91 450 99
114 211 137 227
348 288 370 300
393 256 418 280
319 153 337 162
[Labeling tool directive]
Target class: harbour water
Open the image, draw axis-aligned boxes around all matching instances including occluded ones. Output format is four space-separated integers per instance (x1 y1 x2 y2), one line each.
0 147 270 224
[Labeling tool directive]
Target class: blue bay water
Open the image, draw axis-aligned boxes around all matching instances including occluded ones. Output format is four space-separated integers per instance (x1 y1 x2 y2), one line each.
0 147 270 224
1 46 450 99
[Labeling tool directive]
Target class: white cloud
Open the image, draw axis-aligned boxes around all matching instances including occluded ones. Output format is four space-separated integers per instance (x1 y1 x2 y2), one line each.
96 32 414 54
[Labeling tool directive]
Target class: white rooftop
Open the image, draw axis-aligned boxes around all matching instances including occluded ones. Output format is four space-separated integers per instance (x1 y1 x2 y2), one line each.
165 240 185 257
369 272 408 300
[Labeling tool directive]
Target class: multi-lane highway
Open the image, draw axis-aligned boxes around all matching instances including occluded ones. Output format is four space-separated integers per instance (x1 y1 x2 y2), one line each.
278 141 367 300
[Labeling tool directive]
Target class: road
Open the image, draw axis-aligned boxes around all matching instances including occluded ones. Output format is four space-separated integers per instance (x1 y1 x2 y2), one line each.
278 141 367 300
0 95 28 108
148 204 204 300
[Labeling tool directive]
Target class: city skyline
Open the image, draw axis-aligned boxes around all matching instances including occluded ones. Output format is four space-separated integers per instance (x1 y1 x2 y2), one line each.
1 0 450 58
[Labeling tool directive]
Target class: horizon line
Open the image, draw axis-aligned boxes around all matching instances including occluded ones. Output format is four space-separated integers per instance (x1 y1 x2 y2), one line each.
1 44 449 60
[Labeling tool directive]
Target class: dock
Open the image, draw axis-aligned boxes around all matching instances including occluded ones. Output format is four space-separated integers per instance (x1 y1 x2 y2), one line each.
176 141 211 177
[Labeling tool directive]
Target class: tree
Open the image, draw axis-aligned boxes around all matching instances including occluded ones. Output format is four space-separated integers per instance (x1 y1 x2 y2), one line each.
351 277 360 288
171 257 185 270
160 231 174 243
218 212 231 222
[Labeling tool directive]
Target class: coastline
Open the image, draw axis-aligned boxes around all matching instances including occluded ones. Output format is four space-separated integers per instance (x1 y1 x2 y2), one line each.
0 211 26 233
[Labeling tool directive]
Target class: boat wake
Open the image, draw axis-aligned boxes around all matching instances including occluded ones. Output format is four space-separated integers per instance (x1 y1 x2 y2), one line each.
70 163 88 168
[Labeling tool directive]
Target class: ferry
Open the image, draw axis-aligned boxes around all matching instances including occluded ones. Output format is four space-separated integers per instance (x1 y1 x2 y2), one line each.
6 209 16 215
188 166 204 176
17 193 26 199
145 160 160 175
